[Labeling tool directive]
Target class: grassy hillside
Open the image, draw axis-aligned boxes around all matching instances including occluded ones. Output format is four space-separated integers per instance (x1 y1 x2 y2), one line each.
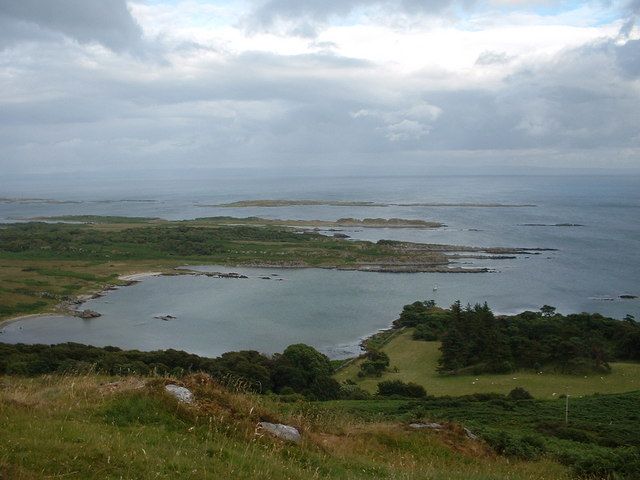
0 374 572 480
335 330 640 397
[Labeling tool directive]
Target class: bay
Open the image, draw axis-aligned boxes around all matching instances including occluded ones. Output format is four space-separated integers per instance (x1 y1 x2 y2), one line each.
1 174 638 358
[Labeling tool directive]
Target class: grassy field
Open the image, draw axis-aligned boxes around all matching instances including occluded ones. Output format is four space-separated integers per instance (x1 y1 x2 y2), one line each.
335 330 640 398
0 374 571 480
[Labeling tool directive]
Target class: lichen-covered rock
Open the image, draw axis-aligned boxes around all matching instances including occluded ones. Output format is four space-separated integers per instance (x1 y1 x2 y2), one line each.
256 422 301 444
164 384 194 404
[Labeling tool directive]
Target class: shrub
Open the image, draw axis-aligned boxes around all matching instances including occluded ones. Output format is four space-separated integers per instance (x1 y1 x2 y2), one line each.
358 360 387 377
560 447 640 479
377 380 426 398
508 387 533 400
485 431 546 460
339 385 372 400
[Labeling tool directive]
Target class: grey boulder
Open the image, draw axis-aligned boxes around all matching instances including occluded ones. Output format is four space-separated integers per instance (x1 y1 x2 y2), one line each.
164 384 194 404
256 422 301 444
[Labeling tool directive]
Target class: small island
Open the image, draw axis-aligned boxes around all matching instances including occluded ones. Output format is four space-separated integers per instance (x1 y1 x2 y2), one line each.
209 199 537 208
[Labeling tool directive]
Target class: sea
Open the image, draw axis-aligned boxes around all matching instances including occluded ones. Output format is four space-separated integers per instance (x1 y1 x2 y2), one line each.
1 174 638 358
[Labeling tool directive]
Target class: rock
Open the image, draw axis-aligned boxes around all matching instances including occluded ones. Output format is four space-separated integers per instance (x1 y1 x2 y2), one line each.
333 233 350 238
256 422 301 444
164 384 194 404
464 427 478 440
74 309 101 319
154 314 177 321
218 272 249 279
409 422 444 430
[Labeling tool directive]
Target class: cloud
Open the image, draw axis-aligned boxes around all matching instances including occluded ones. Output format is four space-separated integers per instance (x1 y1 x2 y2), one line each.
246 0 475 35
0 0 637 174
475 50 514 65
352 103 443 141
0 0 143 52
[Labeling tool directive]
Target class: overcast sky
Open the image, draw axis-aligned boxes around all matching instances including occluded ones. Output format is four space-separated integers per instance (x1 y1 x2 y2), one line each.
0 0 639 175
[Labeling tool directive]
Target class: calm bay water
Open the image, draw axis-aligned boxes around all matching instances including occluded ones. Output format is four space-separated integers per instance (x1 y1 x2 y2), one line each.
1 175 639 358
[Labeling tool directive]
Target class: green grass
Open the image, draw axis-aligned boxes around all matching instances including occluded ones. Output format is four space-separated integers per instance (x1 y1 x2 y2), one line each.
0 374 571 480
335 330 640 398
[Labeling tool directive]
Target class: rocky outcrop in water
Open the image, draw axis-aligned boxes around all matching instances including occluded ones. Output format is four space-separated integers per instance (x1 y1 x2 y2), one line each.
73 309 101 319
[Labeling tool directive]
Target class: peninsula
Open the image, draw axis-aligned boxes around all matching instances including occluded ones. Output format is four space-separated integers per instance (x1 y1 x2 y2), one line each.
0 216 546 321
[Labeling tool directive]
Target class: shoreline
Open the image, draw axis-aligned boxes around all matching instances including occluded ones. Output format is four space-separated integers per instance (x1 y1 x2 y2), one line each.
0 270 166 328
0 258 517 328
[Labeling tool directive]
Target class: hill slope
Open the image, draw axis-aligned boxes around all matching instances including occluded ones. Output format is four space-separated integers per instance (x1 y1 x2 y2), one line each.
0 374 570 480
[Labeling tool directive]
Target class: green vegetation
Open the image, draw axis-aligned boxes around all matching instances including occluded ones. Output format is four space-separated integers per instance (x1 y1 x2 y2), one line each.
0 342 341 399
1 317 639 478
336 330 640 397
32 215 161 223
313 391 640 479
0 374 574 480
376 379 427 398
391 301 640 374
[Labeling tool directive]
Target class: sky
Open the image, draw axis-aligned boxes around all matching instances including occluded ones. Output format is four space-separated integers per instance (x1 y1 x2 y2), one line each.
0 0 639 176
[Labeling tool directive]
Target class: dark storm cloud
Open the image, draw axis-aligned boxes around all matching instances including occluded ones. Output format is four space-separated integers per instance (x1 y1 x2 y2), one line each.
0 0 143 52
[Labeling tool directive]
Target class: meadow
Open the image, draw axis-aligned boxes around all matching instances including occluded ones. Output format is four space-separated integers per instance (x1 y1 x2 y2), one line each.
335 330 640 398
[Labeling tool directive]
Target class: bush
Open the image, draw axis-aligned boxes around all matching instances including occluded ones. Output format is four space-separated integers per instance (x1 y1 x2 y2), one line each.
485 431 546 460
412 323 439 341
339 385 372 400
358 360 387 377
508 387 533 400
377 380 426 398
560 447 640 479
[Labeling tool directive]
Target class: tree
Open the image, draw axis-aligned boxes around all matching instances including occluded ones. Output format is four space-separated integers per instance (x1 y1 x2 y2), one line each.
359 349 390 377
271 344 340 399
438 301 467 372
540 305 557 317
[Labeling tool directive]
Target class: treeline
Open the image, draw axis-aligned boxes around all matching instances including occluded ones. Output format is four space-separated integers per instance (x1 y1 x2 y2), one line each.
0 222 320 260
0 342 344 400
393 300 640 374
